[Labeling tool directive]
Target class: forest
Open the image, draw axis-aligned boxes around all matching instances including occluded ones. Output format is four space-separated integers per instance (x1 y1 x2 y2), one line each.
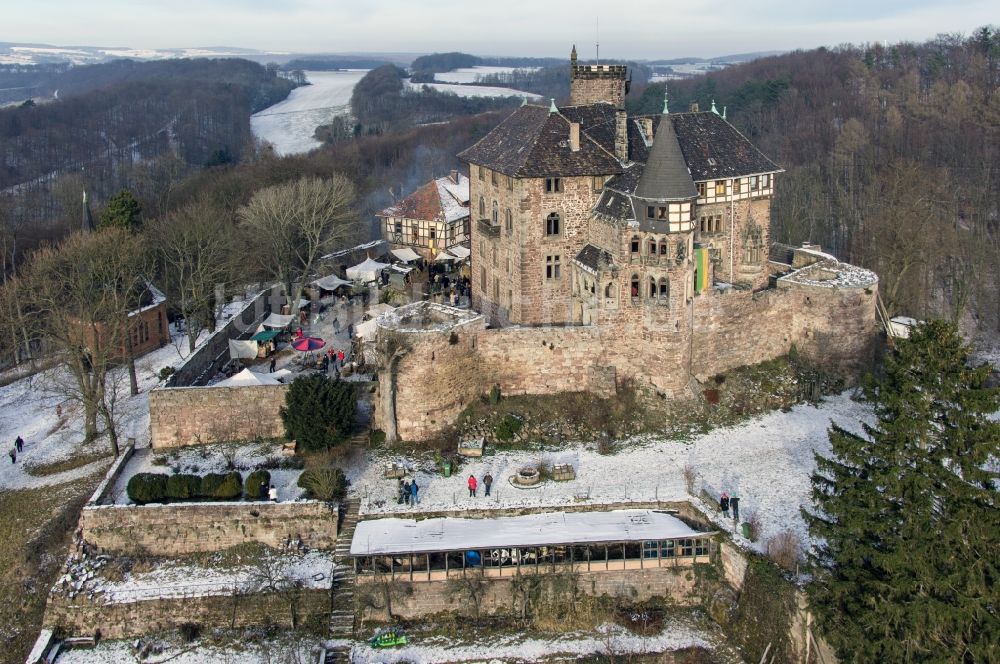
0 58 296 246
409 52 562 81
627 30 1000 338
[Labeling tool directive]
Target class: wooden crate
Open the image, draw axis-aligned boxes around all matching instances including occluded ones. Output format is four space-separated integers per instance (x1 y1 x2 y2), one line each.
552 464 576 481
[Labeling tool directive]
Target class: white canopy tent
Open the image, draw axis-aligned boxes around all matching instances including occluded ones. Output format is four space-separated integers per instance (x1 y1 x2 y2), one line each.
261 313 294 329
346 258 390 282
228 339 258 360
390 247 421 262
434 250 456 262
312 274 353 291
449 245 471 260
215 368 282 388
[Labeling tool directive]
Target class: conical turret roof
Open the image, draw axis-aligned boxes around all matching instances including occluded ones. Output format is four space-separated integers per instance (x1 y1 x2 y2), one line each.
634 114 697 201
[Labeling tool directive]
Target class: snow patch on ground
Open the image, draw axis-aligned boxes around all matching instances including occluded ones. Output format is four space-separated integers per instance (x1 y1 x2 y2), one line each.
354 391 874 553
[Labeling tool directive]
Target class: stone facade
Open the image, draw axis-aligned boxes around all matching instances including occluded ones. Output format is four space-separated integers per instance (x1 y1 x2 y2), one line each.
80 500 338 555
149 383 290 448
44 587 330 639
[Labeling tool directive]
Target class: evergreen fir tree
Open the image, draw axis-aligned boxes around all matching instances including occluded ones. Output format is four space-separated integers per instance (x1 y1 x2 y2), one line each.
804 320 999 663
280 374 356 452
99 189 142 231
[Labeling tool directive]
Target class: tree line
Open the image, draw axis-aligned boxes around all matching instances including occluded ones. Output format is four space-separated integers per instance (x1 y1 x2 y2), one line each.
629 27 1000 338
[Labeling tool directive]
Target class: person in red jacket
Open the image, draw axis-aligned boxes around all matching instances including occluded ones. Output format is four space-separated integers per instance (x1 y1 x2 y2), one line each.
467 474 478 498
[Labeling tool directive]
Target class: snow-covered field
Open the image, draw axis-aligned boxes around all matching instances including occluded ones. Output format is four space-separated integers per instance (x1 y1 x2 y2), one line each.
251 70 369 156
433 66 538 84
355 392 874 554
405 79 541 100
0 301 249 493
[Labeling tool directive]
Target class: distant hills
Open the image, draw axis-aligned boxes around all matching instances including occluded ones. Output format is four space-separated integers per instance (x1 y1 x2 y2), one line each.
1 41 783 69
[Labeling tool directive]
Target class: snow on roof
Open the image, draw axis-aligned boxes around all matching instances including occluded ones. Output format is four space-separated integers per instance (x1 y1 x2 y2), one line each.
379 174 470 225
215 368 282 387
261 312 294 329
350 509 710 556
778 258 878 289
312 274 353 290
449 245 471 259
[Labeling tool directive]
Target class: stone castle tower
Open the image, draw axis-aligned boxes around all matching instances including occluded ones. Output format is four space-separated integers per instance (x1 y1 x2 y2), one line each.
568 44 629 108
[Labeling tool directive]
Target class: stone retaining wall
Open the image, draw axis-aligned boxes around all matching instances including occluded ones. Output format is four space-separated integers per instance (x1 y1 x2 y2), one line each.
44 587 330 639
80 500 337 556
149 383 290 448
360 565 701 621
377 279 878 441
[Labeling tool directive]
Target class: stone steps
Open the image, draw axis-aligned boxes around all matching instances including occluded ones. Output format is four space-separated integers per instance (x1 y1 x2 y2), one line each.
329 498 360 640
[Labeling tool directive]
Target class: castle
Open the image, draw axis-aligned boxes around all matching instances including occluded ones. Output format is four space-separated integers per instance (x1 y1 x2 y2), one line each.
374 48 879 441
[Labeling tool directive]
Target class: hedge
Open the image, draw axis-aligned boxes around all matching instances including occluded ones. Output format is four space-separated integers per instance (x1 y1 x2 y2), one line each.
127 473 168 504
165 474 201 500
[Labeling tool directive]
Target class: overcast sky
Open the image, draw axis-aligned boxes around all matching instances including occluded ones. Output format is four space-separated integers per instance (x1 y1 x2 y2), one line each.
1 0 995 58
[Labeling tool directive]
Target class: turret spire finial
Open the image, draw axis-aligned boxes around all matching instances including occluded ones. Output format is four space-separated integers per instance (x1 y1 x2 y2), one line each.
549 98 558 114
570 44 577 64
662 85 669 115
711 99 719 115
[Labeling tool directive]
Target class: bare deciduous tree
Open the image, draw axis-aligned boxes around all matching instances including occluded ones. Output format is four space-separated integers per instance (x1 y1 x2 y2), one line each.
148 198 233 352
21 228 148 453
238 175 360 314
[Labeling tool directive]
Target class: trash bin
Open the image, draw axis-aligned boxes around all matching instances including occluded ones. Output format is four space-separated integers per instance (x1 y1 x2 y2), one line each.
442 460 452 477
741 522 751 539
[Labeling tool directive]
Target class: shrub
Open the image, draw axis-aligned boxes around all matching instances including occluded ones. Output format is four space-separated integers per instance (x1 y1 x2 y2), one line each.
127 473 168 504
165 474 200 500
245 470 271 500
281 374 356 452
199 473 225 498
212 472 243 500
766 530 803 572
494 414 522 442
297 467 348 502
369 429 386 446
178 622 201 643
158 366 175 381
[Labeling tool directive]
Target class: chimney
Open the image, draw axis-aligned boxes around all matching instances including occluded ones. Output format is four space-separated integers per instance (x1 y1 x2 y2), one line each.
450 169 459 184
614 110 628 161
689 102 699 112
569 122 580 152
641 117 654 142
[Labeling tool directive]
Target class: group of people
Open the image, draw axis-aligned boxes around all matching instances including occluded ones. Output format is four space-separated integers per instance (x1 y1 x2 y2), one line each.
8 435 24 464
467 472 493 497
397 478 420 505
719 491 741 521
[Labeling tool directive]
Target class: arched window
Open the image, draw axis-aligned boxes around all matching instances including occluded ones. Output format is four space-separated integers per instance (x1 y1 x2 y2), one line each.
630 275 640 299
659 240 668 256
649 278 657 298
648 238 657 255
505 208 513 234
492 201 499 224
605 282 615 298
546 212 560 236
658 278 670 304
478 196 485 217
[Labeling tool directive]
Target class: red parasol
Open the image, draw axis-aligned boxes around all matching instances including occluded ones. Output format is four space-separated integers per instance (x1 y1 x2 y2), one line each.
291 336 326 352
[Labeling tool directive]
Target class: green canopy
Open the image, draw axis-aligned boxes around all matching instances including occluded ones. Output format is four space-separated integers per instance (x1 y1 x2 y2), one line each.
250 329 281 342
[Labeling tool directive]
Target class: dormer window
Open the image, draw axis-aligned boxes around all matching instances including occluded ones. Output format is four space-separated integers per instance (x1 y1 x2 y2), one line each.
657 207 668 220
707 157 717 166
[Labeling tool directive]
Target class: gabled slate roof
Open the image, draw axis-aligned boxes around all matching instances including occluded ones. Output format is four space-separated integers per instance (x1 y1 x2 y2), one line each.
459 104 781 184
458 103 623 178
667 113 781 180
